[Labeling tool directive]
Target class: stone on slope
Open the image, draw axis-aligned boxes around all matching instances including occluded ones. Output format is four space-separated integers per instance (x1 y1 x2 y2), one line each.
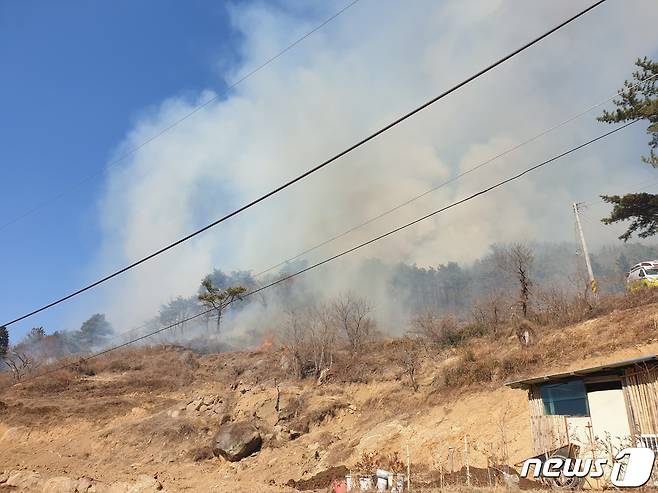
212 421 262 462
42 476 78 493
6 470 42 490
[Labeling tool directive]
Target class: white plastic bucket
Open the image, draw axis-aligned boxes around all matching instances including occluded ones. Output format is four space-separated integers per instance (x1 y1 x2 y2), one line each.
359 475 373 491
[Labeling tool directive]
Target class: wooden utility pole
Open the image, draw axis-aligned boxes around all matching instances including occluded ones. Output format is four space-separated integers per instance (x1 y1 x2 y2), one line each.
573 202 598 294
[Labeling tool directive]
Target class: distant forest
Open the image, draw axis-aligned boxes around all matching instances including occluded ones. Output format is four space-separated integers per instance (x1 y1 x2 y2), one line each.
5 241 658 365
386 241 658 316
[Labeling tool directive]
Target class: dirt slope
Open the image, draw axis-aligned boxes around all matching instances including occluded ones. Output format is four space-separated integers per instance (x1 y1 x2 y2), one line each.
0 302 656 492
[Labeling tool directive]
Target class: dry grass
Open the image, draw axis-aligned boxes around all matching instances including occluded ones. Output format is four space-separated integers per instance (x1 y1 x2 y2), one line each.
20 369 77 394
442 292 658 388
2 288 656 432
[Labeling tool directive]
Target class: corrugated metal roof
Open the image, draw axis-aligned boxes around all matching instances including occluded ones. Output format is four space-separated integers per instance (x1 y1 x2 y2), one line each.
504 355 658 389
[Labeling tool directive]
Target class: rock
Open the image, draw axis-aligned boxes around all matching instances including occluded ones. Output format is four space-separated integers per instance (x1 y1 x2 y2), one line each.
186 399 202 413
42 476 78 493
285 418 309 440
212 421 262 462
0 470 8 483
128 475 162 493
6 470 41 490
77 477 93 492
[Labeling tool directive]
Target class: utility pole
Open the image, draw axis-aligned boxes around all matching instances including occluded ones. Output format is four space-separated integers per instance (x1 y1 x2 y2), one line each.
573 202 598 294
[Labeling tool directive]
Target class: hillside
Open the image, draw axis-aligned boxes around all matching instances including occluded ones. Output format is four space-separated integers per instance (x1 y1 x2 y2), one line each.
1 298 657 492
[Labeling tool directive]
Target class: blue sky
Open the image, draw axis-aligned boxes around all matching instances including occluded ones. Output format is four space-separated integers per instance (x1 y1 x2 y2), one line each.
1 1 657 344
0 1 236 341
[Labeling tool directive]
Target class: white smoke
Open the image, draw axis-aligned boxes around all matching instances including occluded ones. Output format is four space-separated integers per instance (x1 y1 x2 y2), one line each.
93 0 658 331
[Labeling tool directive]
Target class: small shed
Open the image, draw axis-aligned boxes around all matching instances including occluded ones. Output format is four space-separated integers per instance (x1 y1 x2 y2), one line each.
505 355 658 456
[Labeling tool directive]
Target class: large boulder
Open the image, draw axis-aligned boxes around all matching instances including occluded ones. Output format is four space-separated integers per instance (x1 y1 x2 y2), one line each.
212 421 262 462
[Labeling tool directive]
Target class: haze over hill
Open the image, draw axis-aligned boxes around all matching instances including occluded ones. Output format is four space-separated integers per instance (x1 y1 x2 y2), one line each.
87 0 658 333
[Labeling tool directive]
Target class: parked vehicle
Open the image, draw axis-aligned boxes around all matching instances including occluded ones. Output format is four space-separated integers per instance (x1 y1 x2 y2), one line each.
626 261 658 290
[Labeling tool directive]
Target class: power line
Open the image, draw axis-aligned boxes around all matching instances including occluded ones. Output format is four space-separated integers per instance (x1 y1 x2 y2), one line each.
14 119 636 384
0 0 363 233
244 122 637 294
1 0 608 327
253 72 657 278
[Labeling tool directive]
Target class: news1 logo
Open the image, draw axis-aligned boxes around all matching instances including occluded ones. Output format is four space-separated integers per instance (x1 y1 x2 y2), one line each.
521 448 656 487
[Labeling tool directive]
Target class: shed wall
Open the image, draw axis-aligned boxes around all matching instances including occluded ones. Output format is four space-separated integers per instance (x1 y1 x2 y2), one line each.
622 365 658 440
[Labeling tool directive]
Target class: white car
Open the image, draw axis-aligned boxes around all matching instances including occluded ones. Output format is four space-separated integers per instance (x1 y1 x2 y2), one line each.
626 261 658 290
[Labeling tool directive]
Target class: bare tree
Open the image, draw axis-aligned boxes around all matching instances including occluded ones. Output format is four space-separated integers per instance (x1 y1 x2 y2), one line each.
411 312 460 347
307 305 337 377
4 350 37 381
396 338 421 392
494 243 534 318
281 309 307 378
280 305 337 379
331 294 374 352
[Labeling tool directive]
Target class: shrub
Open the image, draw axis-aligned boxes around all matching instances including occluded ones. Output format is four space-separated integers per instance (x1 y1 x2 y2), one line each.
443 350 499 387
499 352 541 379
470 293 510 336
21 370 75 394
107 360 143 372
531 287 596 327
411 313 463 347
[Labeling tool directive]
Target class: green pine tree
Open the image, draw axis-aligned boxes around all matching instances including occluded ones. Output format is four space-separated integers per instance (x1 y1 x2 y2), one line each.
198 277 246 333
0 326 8 358
598 57 658 241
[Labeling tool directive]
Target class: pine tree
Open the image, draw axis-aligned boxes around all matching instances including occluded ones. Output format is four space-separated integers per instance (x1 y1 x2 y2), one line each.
79 314 113 350
598 57 658 240
0 326 8 358
197 277 246 333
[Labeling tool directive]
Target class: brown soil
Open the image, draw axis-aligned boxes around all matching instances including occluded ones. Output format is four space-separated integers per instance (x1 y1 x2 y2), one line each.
0 301 656 491
286 465 349 490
